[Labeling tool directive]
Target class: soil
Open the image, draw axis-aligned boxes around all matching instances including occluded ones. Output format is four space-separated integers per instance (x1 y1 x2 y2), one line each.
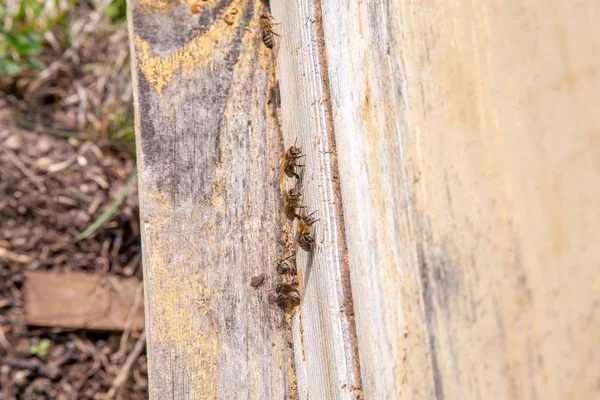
0 115 146 399
0 2 147 398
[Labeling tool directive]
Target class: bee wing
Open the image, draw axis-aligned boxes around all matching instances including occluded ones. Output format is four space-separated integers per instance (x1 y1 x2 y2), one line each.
280 153 293 179
292 222 305 253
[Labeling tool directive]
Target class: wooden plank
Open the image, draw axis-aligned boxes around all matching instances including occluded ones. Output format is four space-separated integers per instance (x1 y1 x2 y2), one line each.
270 0 363 398
127 0 292 398
23 271 144 331
316 0 600 399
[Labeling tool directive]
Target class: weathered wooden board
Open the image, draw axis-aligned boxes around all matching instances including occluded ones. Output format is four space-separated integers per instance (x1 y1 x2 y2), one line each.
127 0 293 398
314 0 600 399
23 271 144 331
270 0 363 398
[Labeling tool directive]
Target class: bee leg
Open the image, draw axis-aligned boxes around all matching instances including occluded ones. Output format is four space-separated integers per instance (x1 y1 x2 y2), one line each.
276 294 287 308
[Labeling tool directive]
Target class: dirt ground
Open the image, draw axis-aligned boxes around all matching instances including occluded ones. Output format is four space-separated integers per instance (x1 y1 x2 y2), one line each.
0 1 147 399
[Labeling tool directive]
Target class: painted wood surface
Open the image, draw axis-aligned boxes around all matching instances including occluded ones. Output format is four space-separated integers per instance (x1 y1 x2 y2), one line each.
313 0 600 399
127 0 293 398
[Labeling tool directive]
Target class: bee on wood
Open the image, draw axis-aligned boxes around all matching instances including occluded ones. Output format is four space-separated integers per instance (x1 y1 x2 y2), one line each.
276 281 300 308
284 188 305 220
281 141 305 180
276 253 297 275
296 210 319 252
298 231 316 252
260 14 280 49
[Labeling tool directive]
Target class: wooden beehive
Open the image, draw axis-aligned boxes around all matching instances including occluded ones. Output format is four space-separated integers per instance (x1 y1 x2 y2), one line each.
128 0 600 398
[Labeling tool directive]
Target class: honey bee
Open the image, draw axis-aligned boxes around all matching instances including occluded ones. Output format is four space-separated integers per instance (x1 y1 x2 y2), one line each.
296 211 319 252
281 141 304 180
276 281 300 308
298 231 316 252
259 14 280 49
284 188 305 220
276 253 297 275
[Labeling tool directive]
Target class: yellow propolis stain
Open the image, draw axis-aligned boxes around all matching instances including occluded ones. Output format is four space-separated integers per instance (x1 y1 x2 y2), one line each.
145 191 222 399
204 178 226 212
136 0 222 13
135 0 247 95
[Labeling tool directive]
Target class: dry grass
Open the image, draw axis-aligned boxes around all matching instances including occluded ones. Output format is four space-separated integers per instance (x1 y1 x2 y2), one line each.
1 0 133 143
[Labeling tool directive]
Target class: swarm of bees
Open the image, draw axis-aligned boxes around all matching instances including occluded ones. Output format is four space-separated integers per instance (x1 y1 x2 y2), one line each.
280 142 318 249
208 7 316 310
271 141 320 310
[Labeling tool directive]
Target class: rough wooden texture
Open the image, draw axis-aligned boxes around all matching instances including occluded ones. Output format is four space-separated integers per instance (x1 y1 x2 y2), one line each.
127 0 292 398
314 0 600 399
23 271 144 331
270 0 363 398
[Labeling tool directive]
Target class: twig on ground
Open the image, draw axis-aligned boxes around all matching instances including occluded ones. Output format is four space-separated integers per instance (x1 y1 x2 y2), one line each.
107 331 146 399
117 282 144 358
0 247 34 264
0 327 10 350
25 0 115 98
72 355 102 399
46 142 92 173
3 150 46 193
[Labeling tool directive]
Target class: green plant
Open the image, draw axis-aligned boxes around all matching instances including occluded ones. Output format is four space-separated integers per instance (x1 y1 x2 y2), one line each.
0 30 45 74
29 338 52 356
0 0 75 75
72 168 138 243
112 125 135 144
110 108 136 156
104 0 127 22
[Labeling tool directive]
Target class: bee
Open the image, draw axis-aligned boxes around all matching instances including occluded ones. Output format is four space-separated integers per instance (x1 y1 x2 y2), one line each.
284 188 305 220
276 281 300 308
276 253 297 275
298 231 316 252
296 211 319 252
281 141 304 180
260 14 280 49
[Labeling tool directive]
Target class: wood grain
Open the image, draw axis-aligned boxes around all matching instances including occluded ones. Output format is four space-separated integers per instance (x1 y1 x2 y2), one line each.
270 0 363 398
23 271 144 331
127 0 292 398
316 0 600 399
